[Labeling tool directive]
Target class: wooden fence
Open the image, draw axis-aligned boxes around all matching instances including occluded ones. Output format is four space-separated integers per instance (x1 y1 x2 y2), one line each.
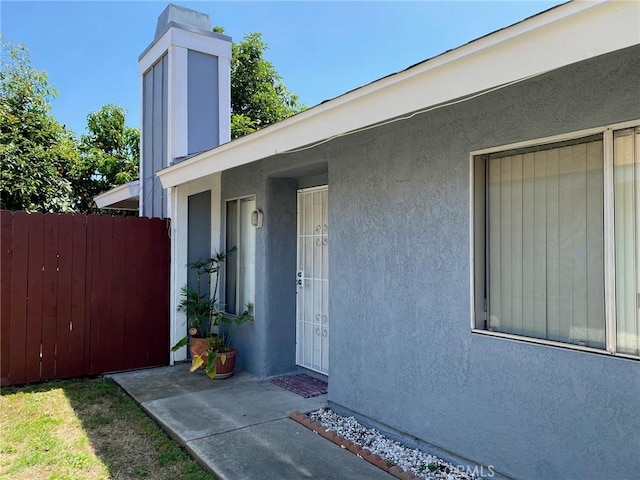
1 210 170 386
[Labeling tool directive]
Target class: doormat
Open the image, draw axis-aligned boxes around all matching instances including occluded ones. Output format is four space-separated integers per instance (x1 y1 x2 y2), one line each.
270 374 327 398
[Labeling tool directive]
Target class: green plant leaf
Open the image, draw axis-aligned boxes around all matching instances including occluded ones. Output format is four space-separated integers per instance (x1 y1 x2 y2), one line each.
170 336 188 352
205 354 217 379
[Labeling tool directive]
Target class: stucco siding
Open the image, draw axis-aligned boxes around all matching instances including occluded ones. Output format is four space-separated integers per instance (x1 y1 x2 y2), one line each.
220 45 640 479
327 45 640 480
222 157 330 376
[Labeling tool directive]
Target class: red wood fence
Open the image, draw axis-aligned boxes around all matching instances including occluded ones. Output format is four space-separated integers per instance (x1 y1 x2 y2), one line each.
1 211 170 386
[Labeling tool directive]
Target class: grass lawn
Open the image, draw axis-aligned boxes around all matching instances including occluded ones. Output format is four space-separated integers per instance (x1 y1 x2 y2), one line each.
0 377 214 480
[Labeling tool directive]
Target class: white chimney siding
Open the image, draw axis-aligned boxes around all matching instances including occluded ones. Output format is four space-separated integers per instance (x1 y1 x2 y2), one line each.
138 4 231 218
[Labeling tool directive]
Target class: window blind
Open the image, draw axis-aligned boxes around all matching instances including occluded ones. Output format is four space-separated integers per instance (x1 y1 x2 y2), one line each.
614 128 640 356
486 139 606 348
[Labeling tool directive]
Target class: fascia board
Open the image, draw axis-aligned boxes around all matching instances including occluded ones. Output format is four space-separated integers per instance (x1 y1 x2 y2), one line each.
94 180 140 208
139 27 231 74
158 0 640 188
139 29 171 74
171 28 231 60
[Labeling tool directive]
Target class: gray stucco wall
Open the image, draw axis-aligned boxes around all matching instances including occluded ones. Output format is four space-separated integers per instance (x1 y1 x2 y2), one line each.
222 160 329 376
220 46 640 480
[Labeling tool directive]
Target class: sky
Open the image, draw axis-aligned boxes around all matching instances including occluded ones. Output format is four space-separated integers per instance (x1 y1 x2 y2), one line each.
2 0 564 136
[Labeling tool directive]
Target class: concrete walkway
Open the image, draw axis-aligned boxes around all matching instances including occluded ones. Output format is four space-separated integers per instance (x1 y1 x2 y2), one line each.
109 364 392 480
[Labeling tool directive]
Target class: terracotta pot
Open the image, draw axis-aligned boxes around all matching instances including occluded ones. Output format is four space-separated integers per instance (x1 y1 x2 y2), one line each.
189 337 209 360
214 348 238 379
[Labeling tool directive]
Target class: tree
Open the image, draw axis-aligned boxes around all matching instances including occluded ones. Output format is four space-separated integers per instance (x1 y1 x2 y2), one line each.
214 28 305 139
72 104 139 213
1 29 301 214
0 40 79 212
0 41 138 214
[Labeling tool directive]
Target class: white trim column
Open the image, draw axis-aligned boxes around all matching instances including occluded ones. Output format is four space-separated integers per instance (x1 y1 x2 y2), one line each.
169 173 223 363
218 51 231 144
169 45 189 161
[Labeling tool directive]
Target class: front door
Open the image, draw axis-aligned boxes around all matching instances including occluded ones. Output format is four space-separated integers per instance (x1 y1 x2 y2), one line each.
296 186 329 375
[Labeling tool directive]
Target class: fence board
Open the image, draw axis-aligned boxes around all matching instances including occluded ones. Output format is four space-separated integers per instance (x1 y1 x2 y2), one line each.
40 214 59 380
138 218 154 364
1 211 13 384
87 215 100 374
55 214 74 378
25 213 45 383
149 218 170 365
8 212 29 385
110 216 127 372
1 211 170 386
123 217 143 367
90 216 114 375
82 215 93 375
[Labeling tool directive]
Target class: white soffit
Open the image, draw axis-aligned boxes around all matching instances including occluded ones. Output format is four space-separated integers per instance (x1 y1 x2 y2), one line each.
158 0 640 189
94 180 140 210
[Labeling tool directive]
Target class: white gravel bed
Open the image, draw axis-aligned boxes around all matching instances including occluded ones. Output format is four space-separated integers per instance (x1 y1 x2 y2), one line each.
309 408 477 480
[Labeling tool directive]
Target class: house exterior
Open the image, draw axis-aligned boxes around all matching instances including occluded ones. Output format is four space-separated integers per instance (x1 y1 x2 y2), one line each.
126 1 640 478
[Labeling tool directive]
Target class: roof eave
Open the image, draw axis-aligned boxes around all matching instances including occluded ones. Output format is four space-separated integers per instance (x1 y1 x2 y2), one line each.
158 0 639 189
94 180 140 210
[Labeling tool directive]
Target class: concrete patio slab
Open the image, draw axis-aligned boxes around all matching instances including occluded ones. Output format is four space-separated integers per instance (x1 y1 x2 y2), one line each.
109 365 393 479
143 377 327 442
187 418 393 480
108 363 256 403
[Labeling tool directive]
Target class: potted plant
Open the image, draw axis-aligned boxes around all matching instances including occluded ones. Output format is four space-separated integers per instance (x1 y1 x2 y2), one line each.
202 303 252 378
170 249 252 379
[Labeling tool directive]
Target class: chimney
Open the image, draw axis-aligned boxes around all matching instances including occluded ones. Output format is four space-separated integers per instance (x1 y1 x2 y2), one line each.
138 4 231 218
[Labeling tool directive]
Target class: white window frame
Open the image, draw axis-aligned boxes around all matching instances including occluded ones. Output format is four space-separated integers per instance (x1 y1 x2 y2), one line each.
469 119 640 360
224 194 256 317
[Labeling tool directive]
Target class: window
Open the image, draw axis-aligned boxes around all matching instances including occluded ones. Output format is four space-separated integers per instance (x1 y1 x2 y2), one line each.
225 196 256 316
473 124 639 358
614 128 640 355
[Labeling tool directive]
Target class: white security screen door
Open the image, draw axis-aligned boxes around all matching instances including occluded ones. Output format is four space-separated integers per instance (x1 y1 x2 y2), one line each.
296 186 329 375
